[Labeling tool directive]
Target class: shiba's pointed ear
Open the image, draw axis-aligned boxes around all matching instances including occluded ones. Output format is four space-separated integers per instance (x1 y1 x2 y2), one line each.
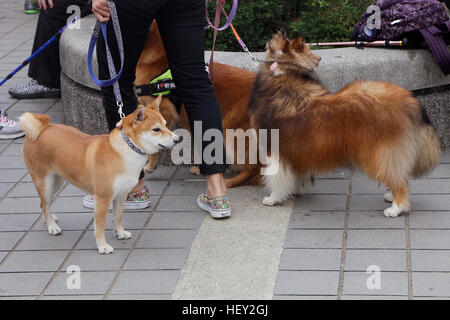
134 106 145 123
148 95 162 112
292 35 305 51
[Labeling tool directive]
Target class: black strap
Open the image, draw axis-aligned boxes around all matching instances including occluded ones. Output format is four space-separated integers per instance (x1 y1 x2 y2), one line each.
135 80 176 97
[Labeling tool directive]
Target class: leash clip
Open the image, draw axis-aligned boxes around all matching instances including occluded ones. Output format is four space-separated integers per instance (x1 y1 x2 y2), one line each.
117 101 125 119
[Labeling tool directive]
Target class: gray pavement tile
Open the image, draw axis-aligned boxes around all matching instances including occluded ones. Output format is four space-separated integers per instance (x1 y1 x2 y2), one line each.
319 169 351 179
352 176 389 194
279 249 341 271
409 179 450 194
50 196 94 213
0 252 7 263
0 156 25 169
88 212 150 231
16 230 83 251
342 271 408 296
409 211 450 229
165 180 205 195
344 249 407 272
341 295 408 300
348 211 405 229
410 195 450 211
426 164 450 178
302 179 350 194
62 249 129 272
274 271 339 295
0 231 24 250
1 143 25 157
346 230 406 249
0 272 53 296
111 270 180 294
441 151 450 164
146 180 169 196
412 272 450 297
294 195 348 211
45 271 117 295
0 296 38 300
0 144 8 153
410 230 450 249
6 101 53 113
41 295 104 300
412 296 450 300
173 167 201 180
272 295 337 300
289 211 345 229
0 250 67 272
145 211 205 230
0 213 39 231
107 294 171 300
283 230 343 249
135 230 198 249
0 183 14 197
0 197 41 213
144 166 176 180
76 230 135 250
7 182 38 197
350 195 389 211
32 213 92 231
58 184 85 197
411 250 450 272
124 248 189 270
156 195 201 212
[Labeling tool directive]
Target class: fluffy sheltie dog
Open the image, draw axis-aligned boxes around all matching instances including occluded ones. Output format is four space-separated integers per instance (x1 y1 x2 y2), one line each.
248 32 441 217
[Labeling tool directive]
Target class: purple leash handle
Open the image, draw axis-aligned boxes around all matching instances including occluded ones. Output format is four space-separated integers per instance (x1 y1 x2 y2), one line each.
205 0 238 31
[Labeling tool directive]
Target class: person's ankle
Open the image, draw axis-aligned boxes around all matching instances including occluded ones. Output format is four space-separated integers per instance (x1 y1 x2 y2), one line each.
130 180 145 193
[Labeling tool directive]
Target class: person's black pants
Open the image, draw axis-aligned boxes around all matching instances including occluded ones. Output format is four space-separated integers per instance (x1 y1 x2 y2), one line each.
96 0 225 176
28 0 91 89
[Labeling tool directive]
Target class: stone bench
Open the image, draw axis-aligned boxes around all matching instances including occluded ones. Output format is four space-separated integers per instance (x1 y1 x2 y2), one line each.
60 16 449 153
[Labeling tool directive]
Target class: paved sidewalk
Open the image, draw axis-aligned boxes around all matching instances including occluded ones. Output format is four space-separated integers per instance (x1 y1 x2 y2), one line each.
0 0 449 300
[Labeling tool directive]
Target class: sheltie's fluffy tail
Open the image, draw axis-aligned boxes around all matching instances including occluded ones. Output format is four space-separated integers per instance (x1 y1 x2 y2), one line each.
19 112 50 141
410 118 441 179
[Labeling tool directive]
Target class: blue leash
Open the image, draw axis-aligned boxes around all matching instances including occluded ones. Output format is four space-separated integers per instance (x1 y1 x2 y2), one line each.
87 0 125 119
0 16 79 87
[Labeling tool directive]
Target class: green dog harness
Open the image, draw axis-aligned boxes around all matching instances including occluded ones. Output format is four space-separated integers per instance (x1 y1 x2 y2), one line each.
135 69 176 97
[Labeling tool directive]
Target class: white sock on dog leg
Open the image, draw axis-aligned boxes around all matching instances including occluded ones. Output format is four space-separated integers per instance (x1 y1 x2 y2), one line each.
384 201 403 218
384 192 394 203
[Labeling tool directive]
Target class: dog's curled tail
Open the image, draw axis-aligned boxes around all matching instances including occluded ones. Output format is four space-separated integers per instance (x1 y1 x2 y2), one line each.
410 115 441 179
19 112 50 141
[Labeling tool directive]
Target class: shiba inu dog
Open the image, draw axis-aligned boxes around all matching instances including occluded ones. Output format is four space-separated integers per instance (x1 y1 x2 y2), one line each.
20 96 178 254
248 32 441 217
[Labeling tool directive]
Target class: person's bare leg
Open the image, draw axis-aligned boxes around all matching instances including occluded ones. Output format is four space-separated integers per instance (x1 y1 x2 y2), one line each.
206 173 227 198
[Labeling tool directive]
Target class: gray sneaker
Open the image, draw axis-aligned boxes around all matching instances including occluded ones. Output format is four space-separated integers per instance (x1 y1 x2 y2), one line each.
9 79 61 99
0 114 25 139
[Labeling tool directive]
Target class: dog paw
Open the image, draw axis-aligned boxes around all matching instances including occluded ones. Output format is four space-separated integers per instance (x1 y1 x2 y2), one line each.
115 229 132 240
384 192 394 203
190 166 201 176
47 221 62 235
98 243 114 254
384 206 402 218
262 196 278 206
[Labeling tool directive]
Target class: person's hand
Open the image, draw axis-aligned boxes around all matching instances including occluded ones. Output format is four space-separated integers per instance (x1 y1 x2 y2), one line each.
92 0 110 23
38 0 53 10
